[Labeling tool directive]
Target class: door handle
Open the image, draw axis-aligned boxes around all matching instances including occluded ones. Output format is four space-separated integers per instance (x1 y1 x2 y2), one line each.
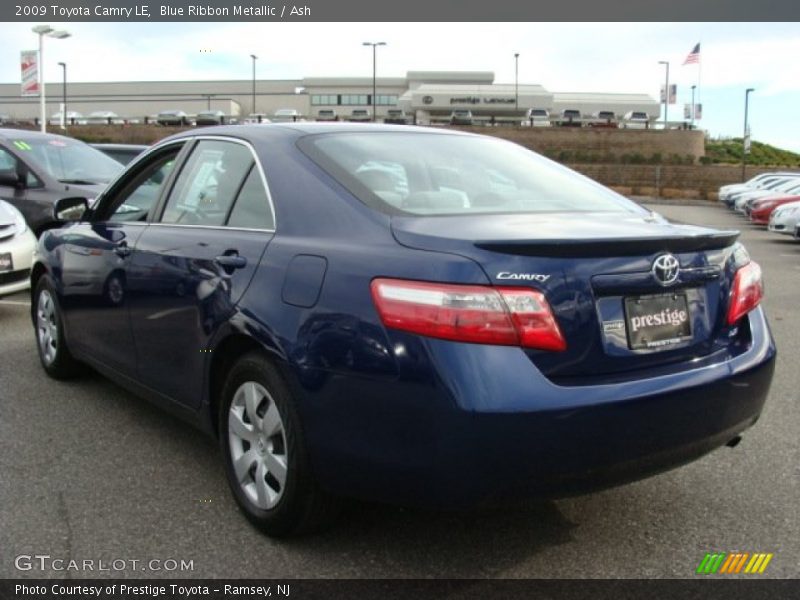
214 254 247 269
114 242 132 258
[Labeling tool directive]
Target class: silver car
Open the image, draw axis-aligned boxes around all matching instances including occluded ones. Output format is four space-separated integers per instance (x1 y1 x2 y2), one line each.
768 200 800 236
0 199 36 297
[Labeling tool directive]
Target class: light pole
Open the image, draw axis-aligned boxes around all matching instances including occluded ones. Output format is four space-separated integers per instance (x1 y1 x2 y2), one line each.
514 52 520 112
32 25 70 133
742 88 755 181
250 54 257 116
58 62 67 131
363 42 386 122
658 60 669 129
690 84 696 129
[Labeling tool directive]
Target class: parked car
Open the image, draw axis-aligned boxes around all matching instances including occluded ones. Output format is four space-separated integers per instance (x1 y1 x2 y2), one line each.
86 111 125 125
522 108 550 127
90 143 149 166
30 124 775 537
719 173 791 204
559 109 582 126
49 111 86 126
749 193 800 224
0 199 36 296
734 177 800 213
449 109 473 125
767 200 800 236
156 110 189 126
589 111 618 128
316 109 338 122
383 109 409 125
621 111 650 129
722 173 800 208
0 128 122 235
272 109 303 123
195 110 226 126
243 113 271 124
348 109 371 122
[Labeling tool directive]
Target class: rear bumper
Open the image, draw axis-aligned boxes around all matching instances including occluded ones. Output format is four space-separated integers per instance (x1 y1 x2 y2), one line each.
300 307 776 508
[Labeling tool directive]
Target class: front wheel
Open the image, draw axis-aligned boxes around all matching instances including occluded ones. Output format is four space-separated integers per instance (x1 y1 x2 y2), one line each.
219 352 338 536
33 276 82 379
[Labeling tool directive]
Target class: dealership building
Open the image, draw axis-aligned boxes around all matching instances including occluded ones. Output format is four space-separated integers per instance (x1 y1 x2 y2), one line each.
0 70 659 124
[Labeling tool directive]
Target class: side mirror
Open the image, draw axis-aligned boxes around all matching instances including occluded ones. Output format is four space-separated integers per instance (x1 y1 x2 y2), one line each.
54 196 89 222
0 168 23 188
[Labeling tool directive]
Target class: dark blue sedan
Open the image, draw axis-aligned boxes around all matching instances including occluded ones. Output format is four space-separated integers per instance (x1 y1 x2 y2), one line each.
30 124 776 536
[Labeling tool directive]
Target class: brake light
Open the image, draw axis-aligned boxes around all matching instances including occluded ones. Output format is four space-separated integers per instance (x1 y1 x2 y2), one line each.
726 261 763 325
370 278 566 351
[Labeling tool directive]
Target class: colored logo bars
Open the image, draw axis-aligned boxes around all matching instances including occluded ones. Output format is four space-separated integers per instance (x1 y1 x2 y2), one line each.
696 552 774 575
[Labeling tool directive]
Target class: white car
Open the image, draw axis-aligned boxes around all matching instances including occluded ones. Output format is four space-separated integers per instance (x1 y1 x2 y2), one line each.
768 200 800 236
49 111 86 126
720 172 799 205
86 111 125 125
0 199 36 297
522 108 550 127
733 177 800 212
272 109 304 123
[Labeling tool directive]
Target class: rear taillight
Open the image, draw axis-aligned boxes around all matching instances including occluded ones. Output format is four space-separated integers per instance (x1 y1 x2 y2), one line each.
726 261 764 325
370 278 566 351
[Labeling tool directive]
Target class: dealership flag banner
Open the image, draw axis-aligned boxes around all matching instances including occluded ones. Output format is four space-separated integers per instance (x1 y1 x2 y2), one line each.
20 50 39 97
660 84 677 105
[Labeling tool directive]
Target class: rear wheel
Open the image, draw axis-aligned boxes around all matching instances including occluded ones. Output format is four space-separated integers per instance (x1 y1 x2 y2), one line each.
219 352 337 536
34 276 82 379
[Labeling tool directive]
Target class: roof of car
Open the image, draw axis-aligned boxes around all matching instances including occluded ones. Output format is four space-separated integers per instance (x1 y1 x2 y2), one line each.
0 127 79 142
162 122 469 142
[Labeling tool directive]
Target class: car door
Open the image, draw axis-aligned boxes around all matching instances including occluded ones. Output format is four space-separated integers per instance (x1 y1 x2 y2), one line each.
127 138 276 408
59 143 185 375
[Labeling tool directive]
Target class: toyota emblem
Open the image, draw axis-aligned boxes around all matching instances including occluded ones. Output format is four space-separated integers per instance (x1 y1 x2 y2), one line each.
652 254 680 286
422 95 434 105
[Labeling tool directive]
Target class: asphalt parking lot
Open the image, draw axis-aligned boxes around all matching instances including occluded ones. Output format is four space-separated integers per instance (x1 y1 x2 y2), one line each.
0 202 797 579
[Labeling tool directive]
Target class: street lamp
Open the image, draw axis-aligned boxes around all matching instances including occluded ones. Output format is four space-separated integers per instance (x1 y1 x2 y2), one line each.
32 25 71 133
658 60 669 129
690 84 696 129
58 62 67 131
514 53 520 112
363 42 386 122
742 88 755 181
250 54 257 116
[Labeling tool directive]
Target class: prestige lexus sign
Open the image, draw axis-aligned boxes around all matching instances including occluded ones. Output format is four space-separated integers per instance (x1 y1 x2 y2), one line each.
448 96 515 105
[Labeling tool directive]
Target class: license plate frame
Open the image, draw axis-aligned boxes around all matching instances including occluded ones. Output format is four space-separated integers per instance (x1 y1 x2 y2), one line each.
624 292 692 350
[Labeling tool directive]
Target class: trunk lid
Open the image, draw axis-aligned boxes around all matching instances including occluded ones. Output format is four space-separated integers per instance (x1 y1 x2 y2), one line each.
391 211 742 381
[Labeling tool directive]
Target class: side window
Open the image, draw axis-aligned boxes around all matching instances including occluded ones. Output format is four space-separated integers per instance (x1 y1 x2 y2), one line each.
0 147 16 170
160 140 252 226
100 148 180 222
0 147 42 189
226 166 275 230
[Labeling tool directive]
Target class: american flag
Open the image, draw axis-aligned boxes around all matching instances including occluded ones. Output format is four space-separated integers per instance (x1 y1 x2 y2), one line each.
683 43 700 65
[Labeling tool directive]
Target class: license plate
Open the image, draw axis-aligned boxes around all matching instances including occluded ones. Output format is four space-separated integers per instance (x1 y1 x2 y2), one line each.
0 252 12 273
624 293 692 350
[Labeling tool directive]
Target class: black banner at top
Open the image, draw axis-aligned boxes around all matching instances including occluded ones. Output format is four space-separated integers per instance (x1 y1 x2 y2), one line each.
3 0 800 22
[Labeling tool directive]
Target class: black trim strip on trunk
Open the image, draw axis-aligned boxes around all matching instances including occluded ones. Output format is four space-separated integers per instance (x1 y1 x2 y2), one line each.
475 232 740 258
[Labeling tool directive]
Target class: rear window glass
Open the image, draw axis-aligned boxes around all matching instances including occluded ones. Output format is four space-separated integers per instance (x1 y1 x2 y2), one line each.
300 132 640 216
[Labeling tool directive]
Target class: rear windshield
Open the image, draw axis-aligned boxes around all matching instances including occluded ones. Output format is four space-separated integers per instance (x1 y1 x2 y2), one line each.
300 132 641 216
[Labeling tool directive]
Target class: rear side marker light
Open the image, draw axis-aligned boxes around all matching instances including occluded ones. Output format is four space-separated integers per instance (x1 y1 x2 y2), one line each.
370 278 566 352
726 261 764 325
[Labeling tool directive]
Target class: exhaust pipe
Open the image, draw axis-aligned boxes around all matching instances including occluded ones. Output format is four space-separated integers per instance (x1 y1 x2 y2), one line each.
726 435 743 448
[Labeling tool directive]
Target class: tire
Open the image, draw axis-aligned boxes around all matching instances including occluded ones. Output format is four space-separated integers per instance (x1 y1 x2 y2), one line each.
33 275 82 379
219 352 338 536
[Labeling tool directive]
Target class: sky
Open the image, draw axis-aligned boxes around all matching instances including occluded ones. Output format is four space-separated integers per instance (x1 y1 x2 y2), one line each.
1 21 799 151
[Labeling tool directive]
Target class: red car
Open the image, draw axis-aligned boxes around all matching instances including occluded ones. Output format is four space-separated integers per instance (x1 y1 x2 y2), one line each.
750 194 800 225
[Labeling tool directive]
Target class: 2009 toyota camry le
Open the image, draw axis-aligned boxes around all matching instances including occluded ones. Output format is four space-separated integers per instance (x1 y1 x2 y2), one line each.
30 124 776 536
